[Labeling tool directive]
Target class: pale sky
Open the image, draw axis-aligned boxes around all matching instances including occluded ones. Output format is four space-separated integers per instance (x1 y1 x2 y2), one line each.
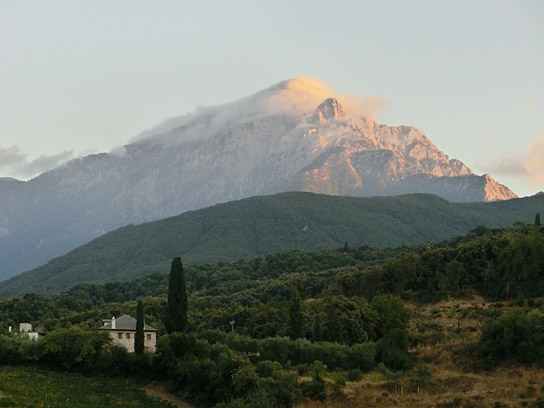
1 0 543 197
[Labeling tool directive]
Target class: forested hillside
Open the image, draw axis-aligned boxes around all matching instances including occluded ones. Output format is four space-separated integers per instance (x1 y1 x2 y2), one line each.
1 223 543 407
2 191 543 297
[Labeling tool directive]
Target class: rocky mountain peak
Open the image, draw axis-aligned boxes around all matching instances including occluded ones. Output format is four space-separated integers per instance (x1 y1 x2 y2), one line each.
481 174 518 201
312 97 344 123
0 78 519 282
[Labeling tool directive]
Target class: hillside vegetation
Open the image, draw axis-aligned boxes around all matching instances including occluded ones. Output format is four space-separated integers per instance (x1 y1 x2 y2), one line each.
0 366 176 408
1 191 543 297
0 223 543 407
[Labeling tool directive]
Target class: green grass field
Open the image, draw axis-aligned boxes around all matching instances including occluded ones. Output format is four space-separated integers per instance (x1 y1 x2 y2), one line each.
0 366 175 408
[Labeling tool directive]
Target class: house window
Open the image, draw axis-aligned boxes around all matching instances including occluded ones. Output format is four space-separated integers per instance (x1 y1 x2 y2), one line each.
146 333 152 341
117 332 123 339
126 333 130 339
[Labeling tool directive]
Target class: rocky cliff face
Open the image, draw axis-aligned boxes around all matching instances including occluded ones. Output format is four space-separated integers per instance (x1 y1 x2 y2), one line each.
0 77 516 280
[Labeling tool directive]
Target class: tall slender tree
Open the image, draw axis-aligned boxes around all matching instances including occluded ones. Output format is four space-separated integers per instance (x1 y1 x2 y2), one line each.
164 257 188 334
134 300 144 354
288 287 303 340
536 213 541 226
312 313 322 342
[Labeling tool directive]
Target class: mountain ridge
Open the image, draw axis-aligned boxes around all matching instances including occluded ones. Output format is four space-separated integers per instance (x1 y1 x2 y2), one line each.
0 191 541 297
0 77 516 281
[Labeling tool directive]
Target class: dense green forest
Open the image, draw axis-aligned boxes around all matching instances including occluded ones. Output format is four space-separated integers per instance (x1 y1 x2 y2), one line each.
1 192 543 297
1 223 544 407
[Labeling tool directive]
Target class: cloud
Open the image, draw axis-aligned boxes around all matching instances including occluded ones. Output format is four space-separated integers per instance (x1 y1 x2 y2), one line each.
266 77 389 119
0 146 27 167
338 94 390 119
522 136 544 187
0 145 73 180
131 77 390 147
524 101 537 111
266 77 337 116
481 133 544 189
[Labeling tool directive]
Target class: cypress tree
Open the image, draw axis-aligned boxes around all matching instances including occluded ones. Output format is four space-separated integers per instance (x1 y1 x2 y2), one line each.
324 301 343 343
164 257 188 334
536 213 541 226
312 313 322 342
288 287 304 340
134 300 144 354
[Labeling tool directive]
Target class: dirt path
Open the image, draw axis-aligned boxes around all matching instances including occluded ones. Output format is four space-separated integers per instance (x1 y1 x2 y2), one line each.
144 383 196 408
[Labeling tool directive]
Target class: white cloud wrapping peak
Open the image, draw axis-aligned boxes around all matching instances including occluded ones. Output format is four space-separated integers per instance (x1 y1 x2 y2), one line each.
266 77 389 118
0 146 73 180
265 77 337 116
134 77 390 146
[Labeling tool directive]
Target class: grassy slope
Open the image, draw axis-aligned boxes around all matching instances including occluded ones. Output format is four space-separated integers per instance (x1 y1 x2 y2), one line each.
1 192 543 296
0 366 175 408
298 297 544 408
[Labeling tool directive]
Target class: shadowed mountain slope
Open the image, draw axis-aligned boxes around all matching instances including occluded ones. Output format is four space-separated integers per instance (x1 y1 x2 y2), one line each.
0 191 540 297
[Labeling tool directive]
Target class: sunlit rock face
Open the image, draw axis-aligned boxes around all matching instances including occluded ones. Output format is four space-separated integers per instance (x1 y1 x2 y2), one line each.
0 77 516 280
312 98 344 123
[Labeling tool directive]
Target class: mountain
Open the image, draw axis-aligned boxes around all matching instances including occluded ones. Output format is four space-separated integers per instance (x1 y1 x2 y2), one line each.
0 191 541 297
0 77 516 281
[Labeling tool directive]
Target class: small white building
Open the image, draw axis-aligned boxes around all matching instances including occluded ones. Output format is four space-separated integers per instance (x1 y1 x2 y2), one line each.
19 323 45 341
99 315 158 353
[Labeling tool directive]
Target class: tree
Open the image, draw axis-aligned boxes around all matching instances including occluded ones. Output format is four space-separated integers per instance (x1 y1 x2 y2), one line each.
536 213 541 227
478 310 534 368
302 361 326 400
164 257 188 334
40 327 110 371
371 294 410 341
312 313 322 342
376 328 412 370
134 300 144 355
322 296 377 345
288 287 303 340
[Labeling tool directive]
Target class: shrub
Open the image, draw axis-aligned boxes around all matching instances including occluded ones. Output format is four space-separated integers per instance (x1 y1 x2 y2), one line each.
302 378 326 401
256 360 282 378
478 309 544 368
376 328 412 370
346 342 376 371
347 369 363 381
0 335 22 364
38 327 110 372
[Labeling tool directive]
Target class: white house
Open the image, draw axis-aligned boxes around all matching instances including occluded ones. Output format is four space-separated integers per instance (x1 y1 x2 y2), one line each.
19 323 45 341
99 315 158 353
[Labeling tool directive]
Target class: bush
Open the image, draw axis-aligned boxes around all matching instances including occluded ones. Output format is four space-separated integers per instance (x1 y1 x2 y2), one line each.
302 378 326 401
96 345 131 376
268 370 299 407
256 360 282 378
38 327 110 372
257 337 292 365
478 309 544 368
0 335 22 364
376 328 412 370
346 342 376 371
347 369 363 381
